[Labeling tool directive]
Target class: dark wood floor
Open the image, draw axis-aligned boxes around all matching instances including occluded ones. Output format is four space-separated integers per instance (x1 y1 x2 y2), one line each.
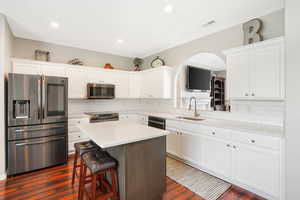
0 156 265 200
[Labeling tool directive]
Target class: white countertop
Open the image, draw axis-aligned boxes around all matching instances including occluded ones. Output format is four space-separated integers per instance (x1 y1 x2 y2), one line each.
140 112 284 138
78 120 169 148
70 110 284 138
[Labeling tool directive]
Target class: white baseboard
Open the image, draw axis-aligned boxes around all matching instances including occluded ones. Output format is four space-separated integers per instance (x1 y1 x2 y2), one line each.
0 173 7 181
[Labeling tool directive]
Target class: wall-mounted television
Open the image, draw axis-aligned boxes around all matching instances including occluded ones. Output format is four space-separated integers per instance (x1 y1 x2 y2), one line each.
186 66 211 91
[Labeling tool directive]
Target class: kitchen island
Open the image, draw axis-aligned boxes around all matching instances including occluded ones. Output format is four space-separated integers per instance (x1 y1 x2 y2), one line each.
78 120 169 200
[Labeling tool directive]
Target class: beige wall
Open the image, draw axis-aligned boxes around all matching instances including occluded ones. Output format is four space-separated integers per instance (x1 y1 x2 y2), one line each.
285 0 300 199
0 13 13 179
142 9 284 69
13 38 134 71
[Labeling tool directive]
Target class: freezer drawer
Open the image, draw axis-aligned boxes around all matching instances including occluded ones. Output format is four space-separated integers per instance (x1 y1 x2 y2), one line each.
7 135 67 176
7 123 67 141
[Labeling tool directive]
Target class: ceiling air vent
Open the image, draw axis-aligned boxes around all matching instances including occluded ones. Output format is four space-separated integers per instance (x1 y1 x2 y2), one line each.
202 20 216 28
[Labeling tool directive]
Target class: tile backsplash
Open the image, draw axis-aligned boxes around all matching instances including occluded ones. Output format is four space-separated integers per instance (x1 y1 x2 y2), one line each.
69 98 284 126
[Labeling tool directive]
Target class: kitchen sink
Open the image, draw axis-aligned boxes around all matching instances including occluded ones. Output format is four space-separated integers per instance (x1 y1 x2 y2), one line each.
176 116 205 121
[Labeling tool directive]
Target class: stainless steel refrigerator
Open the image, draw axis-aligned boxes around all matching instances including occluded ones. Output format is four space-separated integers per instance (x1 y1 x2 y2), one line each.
6 73 68 176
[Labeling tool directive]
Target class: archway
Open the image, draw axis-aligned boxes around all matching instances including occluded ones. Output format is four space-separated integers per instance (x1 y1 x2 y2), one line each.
173 53 226 109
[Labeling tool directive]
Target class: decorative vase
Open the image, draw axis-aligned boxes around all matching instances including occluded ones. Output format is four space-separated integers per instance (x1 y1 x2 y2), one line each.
104 63 114 69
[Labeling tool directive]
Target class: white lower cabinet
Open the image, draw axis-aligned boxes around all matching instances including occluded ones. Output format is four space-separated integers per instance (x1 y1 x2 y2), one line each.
166 131 181 157
232 143 280 198
167 131 202 166
201 136 232 178
68 117 89 154
166 120 282 200
181 132 202 165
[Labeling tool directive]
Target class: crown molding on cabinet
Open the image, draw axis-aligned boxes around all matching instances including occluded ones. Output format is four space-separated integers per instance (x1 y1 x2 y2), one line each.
223 36 284 55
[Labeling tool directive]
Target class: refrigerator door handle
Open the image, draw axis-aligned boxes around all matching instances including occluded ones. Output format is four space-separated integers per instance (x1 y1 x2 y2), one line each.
14 124 66 133
37 78 42 120
42 76 46 120
15 136 65 146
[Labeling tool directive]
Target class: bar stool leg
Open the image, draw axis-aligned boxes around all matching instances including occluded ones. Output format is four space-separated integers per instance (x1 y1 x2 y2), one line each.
72 151 78 185
98 173 105 193
91 174 97 200
110 168 119 200
78 161 86 200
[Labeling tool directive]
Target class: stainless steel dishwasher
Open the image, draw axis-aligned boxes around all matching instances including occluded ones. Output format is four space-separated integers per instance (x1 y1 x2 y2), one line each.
148 116 166 130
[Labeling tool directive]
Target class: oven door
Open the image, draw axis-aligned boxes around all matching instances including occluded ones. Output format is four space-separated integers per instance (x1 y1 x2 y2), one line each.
87 84 115 99
7 135 67 175
42 76 68 124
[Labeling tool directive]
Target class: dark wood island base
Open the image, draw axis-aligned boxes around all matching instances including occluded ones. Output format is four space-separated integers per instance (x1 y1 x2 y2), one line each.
104 136 166 200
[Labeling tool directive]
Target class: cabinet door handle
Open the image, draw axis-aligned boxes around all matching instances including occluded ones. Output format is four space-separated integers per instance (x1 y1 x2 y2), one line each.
226 144 231 147
245 93 249 96
212 132 216 135
251 93 255 96
233 145 237 149
251 140 255 143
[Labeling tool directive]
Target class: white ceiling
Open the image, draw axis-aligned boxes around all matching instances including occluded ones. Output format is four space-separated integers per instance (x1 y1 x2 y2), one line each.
1 0 283 58
186 53 226 71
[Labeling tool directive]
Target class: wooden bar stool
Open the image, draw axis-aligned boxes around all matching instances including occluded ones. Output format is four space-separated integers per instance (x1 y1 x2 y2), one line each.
79 150 119 200
72 141 98 185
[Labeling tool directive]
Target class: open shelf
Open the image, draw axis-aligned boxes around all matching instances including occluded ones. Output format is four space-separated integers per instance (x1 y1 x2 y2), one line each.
210 77 225 111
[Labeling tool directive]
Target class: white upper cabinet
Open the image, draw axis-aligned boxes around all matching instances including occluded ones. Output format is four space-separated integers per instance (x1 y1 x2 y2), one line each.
11 59 174 99
129 72 142 98
41 65 66 77
66 67 87 99
250 44 283 98
106 71 130 98
12 59 66 77
86 68 108 84
224 37 285 100
140 66 174 99
12 62 41 75
227 51 250 98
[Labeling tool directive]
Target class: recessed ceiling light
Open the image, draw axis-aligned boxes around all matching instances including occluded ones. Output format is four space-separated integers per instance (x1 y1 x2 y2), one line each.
164 5 173 13
50 21 60 29
117 39 123 44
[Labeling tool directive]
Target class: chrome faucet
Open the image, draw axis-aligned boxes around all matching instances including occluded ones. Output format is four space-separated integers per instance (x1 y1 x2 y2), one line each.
189 97 200 117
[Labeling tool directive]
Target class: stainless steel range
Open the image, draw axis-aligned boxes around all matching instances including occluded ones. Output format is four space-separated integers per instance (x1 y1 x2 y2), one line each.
84 112 119 123
6 73 68 176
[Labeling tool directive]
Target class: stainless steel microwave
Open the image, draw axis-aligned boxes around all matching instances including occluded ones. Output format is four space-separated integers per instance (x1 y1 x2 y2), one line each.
87 83 115 99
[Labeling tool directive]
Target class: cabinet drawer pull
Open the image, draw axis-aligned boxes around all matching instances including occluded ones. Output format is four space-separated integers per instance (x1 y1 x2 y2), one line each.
233 145 236 149
245 93 249 96
226 144 231 147
212 132 216 135
251 140 256 143
251 93 255 96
